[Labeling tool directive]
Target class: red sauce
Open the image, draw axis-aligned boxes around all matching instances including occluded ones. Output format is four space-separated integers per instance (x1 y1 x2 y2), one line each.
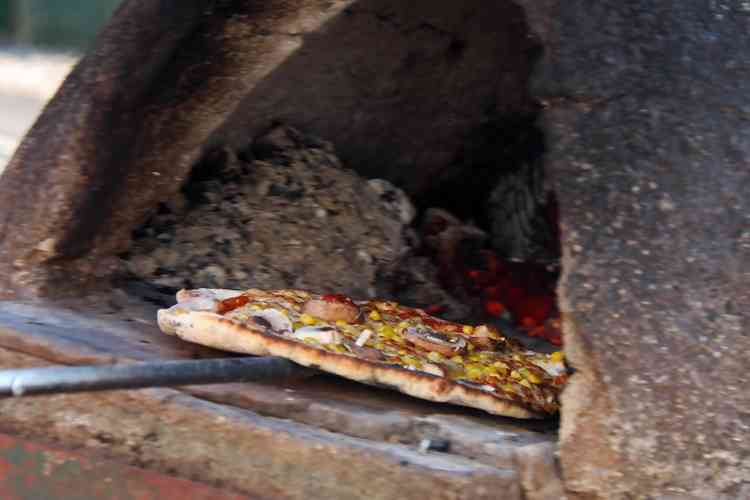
217 295 249 314
422 318 444 330
321 294 356 307
396 308 421 320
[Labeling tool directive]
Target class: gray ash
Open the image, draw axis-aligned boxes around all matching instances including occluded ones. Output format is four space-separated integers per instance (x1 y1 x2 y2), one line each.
123 126 418 301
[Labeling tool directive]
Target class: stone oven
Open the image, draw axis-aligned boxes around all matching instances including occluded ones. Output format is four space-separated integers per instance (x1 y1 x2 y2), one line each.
0 1 747 499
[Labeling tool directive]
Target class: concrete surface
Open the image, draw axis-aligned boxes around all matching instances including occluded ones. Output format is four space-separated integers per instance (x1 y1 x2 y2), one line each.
517 1 750 498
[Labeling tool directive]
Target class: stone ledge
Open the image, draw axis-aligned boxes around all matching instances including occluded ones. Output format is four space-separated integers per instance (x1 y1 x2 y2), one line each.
0 348 521 499
0 296 562 498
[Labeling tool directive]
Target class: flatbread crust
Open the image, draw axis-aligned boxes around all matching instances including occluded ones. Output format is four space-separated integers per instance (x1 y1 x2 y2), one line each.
158 288 564 419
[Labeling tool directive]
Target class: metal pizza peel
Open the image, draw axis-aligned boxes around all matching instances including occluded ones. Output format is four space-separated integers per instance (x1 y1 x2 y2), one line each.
0 356 315 398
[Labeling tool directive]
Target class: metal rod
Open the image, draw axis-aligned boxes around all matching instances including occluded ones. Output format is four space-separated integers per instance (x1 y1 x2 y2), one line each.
0 357 313 398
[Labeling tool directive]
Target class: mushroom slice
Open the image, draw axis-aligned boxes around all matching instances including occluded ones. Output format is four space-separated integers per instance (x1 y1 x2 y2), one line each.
349 344 386 361
249 309 292 335
302 297 360 323
355 329 374 347
457 380 496 393
420 362 445 377
531 357 567 377
404 327 467 356
294 326 343 345
177 288 247 306
469 324 499 349
173 290 244 314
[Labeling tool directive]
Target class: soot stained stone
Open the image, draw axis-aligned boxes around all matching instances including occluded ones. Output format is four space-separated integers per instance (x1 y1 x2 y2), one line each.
0 0 537 298
516 0 750 498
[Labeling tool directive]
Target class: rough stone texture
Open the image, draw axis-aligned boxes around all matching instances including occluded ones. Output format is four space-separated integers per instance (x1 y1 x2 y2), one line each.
5 0 748 496
0 432 247 500
124 126 413 299
516 1 750 498
211 0 537 198
0 298 562 498
514 442 566 500
0 349 524 499
0 0 536 298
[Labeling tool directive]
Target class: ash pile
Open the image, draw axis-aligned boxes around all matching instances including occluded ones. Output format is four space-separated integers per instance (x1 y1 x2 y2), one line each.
123 125 472 320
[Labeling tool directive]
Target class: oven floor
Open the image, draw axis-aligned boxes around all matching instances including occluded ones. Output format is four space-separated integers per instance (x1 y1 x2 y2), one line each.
0 290 563 499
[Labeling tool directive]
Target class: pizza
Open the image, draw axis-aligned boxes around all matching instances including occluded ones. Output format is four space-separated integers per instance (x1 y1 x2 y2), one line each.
157 288 568 418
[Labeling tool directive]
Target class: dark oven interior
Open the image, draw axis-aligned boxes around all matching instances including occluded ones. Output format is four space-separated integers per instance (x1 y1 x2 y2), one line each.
121 120 563 353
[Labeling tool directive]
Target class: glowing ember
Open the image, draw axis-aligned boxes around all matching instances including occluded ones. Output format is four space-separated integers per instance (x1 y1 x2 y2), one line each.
420 197 562 346
466 251 562 346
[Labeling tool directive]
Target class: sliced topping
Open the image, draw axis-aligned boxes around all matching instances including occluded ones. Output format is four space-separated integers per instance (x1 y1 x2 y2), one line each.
423 317 462 333
252 316 272 329
491 360 510 375
426 351 444 363
321 294 357 306
176 290 247 314
464 364 484 380
440 358 466 379
293 325 343 345
217 294 250 314
177 288 247 304
457 380 493 391
400 354 422 369
299 313 318 326
404 327 467 356
355 329 374 347
531 354 567 377
420 362 445 377
377 324 398 340
374 301 398 312
349 344 386 361
327 344 348 354
468 324 501 349
518 367 543 384
302 297 360 323
248 309 292 334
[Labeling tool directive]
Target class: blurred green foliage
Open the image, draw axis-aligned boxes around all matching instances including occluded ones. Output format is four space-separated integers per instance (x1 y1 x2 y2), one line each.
1 0 122 50
0 3 11 37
